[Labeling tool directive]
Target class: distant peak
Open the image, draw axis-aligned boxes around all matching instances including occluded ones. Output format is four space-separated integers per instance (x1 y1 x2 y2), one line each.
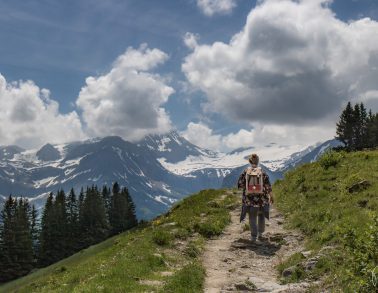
36 144 61 161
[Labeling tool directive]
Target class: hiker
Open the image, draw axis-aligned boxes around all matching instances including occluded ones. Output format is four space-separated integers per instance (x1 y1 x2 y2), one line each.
237 153 273 242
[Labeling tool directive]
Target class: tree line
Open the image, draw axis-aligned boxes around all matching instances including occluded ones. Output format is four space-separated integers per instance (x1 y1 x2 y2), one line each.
336 101 378 150
0 182 137 283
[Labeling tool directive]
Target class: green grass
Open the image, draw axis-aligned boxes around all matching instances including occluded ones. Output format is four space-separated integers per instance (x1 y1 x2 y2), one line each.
162 262 205 293
274 150 378 292
0 189 238 293
277 252 306 283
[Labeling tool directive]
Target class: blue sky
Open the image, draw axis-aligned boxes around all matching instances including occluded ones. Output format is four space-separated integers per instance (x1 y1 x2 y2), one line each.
0 0 378 150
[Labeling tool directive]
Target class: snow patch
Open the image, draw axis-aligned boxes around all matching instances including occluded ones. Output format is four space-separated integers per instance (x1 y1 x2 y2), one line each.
154 195 177 206
162 184 172 194
34 176 59 188
157 137 172 152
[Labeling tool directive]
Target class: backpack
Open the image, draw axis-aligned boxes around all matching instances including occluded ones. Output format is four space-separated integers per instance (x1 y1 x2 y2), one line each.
245 167 264 195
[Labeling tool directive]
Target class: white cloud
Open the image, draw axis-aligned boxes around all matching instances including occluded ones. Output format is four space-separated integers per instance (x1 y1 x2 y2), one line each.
181 122 223 150
183 0 378 142
182 120 335 152
197 0 237 16
183 32 200 50
76 44 174 142
0 73 85 149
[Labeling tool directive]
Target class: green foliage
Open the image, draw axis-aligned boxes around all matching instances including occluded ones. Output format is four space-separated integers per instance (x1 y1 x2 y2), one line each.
185 242 201 258
109 187 137 235
162 263 205 293
318 151 344 170
277 252 305 282
3 181 139 283
0 196 34 283
194 215 230 237
1 189 238 292
336 101 378 150
152 229 172 246
275 150 378 292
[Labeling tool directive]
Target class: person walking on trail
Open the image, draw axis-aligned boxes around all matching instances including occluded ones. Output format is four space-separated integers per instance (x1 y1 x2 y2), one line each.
237 153 273 242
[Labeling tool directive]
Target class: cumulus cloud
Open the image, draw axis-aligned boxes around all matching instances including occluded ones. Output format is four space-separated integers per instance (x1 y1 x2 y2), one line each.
181 122 223 150
182 121 335 152
197 0 237 16
0 74 85 148
76 44 174 141
183 0 378 128
183 32 200 50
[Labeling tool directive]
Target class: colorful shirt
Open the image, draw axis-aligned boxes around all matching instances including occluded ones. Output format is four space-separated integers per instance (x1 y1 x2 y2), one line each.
237 168 272 207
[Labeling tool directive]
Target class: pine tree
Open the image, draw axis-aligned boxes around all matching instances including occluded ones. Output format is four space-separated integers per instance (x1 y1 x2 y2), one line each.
112 182 120 195
55 189 68 258
0 196 34 282
355 103 369 150
123 188 138 229
336 102 354 150
0 195 17 282
29 204 39 261
66 188 79 254
109 184 138 235
14 198 34 277
367 113 378 148
102 185 111 220
109 182 126 234
39 193 55 266
77 187 86 250
352 103 361 150
80 186 109 247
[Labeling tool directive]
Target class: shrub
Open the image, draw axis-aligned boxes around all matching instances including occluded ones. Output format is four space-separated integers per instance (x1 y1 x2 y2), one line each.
163 263 205 293
152 229 172 246
319 151 344 170
184 242 201 258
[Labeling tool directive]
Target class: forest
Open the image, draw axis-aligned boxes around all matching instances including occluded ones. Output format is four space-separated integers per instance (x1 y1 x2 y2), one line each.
0 182 137 283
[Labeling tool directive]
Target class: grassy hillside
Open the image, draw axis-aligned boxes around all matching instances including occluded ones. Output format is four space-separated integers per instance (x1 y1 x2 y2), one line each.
275 150 378 292
0 189 238 293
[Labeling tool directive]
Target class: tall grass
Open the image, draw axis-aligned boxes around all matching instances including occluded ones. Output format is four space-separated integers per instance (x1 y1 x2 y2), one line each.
0 189 238 293
275 150 378 292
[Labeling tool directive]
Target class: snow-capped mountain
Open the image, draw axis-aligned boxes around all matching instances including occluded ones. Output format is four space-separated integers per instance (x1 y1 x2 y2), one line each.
0 132 341 219
0 132 247 219
221 139 342 188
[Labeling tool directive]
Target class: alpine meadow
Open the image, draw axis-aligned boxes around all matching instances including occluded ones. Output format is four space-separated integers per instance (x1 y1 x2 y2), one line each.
0 0 378 292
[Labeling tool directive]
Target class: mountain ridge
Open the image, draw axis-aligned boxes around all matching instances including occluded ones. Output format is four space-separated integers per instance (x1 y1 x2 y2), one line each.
0 132 340 219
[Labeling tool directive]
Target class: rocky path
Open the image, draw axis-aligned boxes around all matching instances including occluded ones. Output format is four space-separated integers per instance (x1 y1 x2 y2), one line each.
203 199 312 292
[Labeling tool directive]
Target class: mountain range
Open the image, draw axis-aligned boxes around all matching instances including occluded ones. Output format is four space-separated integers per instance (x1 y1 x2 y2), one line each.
0 131 341 219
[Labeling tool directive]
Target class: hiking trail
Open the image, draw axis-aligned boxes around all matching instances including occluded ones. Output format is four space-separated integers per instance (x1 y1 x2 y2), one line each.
203 192 313 292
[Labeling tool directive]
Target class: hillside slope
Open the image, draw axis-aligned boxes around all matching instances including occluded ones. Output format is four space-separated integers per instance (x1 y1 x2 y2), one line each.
275 150 378 292
0 189 238 293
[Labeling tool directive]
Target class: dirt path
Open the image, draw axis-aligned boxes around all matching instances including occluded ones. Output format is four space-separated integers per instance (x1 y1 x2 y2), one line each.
203 195 312 292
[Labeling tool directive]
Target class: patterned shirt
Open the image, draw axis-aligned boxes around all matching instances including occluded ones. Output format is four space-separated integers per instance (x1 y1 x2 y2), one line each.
237 168 272 207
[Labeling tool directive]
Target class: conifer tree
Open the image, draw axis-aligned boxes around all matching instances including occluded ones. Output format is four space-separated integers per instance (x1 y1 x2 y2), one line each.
367 113 378 148
39 193 55 266
110 184 127 235
336 102 355 150
14 198 34 277
77 187 86 250
66 188 79 254
29 204 39 261
0 195 17 282
109 184 138 234
123 188 138 229
54 189 68 258
0 196 34 282
80 186 109 246
102 185 111 219
112 181 120 195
